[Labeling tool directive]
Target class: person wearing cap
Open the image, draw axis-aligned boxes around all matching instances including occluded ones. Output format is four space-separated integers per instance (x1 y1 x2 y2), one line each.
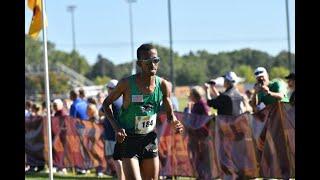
52 99 68 174
204 71 244 116
99 79 125 179
53 99 68 117
102 43 183 180
285 72 295 106
204 71 248 179
250 67 289 112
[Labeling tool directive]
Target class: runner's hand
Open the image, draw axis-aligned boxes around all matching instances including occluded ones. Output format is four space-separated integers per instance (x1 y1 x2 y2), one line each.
171 118 184 134
115 128 127 143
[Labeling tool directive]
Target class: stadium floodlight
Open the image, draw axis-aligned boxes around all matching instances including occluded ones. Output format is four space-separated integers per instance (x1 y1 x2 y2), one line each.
126 0 137 74
67 5 77 52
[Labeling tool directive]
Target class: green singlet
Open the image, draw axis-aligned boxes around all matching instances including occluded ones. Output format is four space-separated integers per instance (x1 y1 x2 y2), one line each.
118 75 163 134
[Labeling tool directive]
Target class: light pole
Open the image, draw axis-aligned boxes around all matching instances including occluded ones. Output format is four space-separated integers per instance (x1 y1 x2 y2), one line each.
285 0 292 71
126 0 136 75
67 5 76 52
168 0 174 92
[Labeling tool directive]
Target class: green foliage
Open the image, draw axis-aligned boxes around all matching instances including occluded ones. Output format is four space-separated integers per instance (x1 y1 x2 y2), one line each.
25 75 43 94
93 76 111 85
26 36 91 75
234 65 255 83
114 63 132 80
269 66 290 80
25 72 71 95
273 50 295 68
48 72 71 94
176 55 208 85
26 36 295 95
25 36 43 64
154 44 180 80
206 53 232 78
87 54 115 79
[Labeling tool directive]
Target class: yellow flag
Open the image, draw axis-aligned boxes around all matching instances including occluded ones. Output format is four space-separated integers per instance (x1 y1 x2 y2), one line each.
28 0 48 39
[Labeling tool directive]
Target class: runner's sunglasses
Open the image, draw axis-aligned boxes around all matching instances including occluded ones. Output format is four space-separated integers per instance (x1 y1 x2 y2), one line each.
141 57 161 64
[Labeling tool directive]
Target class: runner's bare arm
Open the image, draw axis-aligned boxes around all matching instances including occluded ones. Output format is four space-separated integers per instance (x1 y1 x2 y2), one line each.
160 79 183 133
102 79 127 132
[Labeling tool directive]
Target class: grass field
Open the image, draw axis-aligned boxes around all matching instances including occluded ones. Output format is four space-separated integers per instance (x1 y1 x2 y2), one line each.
25 172 113 180
25 172 197 180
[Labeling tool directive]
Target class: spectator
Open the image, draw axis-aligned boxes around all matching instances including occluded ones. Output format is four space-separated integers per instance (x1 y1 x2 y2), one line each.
26 103 45 173
205 71 244 116
285 72 295 106
87 103 99 123
204 71 246 180
69 89 89 120
79 88 86 101
69 89 89 174
52 98 68 174
100 79 125 179
250 67 289 112
85 103 105 177
186 86 211 180
187 86 210 115
31 104 42 117
25 100 33 118
41 101 47 116
241 90 254 114
245 89 254 101
96 92 106 110
53 99 68 117
87 97 98 105
63 98 72 113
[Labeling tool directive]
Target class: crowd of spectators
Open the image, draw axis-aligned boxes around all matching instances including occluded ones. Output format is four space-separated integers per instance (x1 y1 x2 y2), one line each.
25 68 294 178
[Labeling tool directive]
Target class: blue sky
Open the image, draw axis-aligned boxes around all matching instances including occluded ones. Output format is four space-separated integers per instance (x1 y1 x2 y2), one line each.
25 0 295 65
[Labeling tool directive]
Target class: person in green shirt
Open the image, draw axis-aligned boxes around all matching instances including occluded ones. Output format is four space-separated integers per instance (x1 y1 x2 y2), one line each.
250 67 289 113
102 43 183 180
285 72 295 106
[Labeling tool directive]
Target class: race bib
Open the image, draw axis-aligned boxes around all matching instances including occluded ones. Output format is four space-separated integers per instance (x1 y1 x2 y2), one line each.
135 114 157 134
132 95 144 103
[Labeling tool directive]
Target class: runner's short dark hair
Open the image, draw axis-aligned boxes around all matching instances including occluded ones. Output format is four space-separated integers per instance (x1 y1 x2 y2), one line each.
137 43 155 60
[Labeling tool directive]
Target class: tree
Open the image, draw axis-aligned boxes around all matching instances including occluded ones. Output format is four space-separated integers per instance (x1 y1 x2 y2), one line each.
269 66 290 80
25 72 71 95
175 57 207 85
93 76 111 85
153 44 180 80
87 54 115 79
234 65 255 83
114 63 132 80
273 50 295 69
206 53 232 78
26 36 296 88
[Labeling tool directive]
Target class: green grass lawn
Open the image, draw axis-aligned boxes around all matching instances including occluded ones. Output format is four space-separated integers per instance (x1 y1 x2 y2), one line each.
25 172 197 180
25 172 113 180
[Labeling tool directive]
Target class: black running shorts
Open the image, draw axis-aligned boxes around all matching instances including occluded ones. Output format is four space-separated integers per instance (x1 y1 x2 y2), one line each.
113 131 158 161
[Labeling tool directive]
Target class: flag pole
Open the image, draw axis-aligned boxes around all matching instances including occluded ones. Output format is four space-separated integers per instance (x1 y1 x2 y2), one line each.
40 0 54 179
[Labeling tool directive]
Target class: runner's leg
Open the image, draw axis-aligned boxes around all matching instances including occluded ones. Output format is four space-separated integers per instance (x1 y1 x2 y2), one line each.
140 157 159 180
122 157 142 180
114 159 125 180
